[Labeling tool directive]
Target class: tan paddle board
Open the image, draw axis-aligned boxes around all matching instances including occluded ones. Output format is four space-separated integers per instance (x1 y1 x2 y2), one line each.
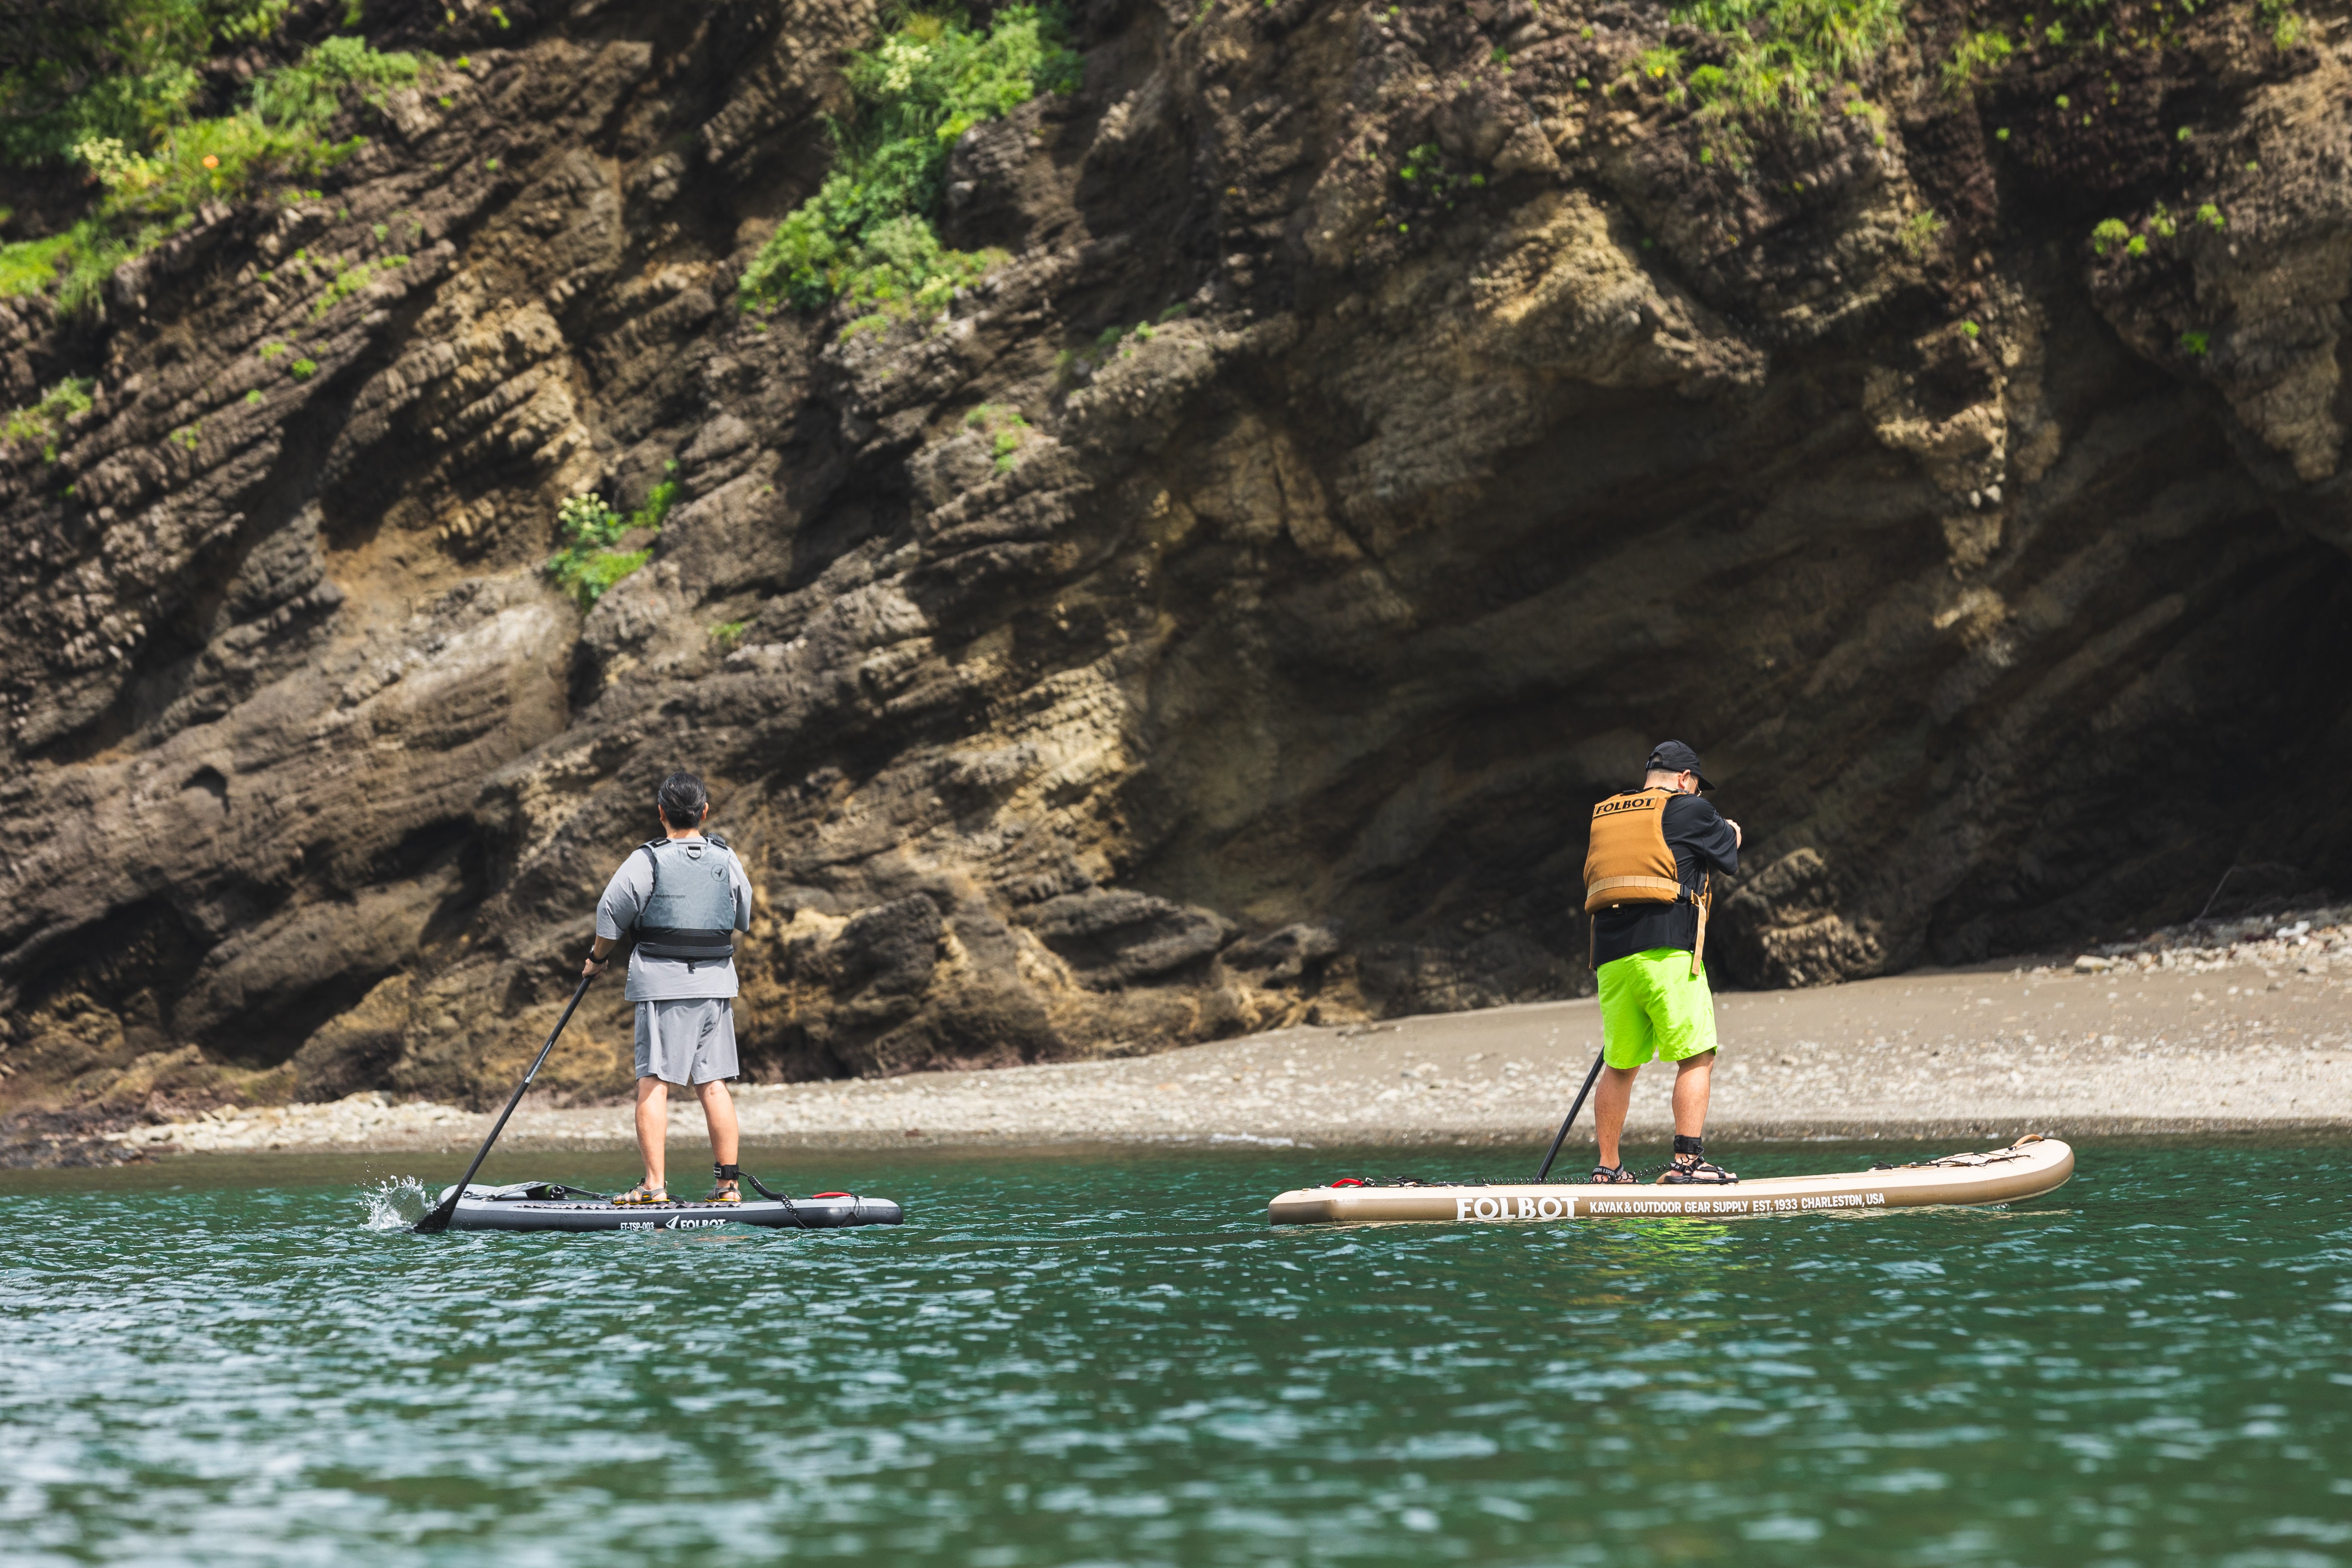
1266 1135 2073 1225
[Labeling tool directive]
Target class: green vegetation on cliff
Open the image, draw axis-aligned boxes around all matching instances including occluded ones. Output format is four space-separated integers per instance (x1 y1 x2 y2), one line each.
0 7 422 312
0 1 295 166
1930 0 2305 97
736 5 1078 318
546 465 679 610
1 377 97 462
1673 0 1905 117
1660 0 2301 121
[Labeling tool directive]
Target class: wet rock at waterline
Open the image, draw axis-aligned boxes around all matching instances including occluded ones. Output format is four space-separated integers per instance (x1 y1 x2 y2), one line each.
3 0 2352 1121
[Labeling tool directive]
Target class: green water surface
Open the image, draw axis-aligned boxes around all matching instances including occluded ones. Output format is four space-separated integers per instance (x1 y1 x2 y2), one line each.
3 1140 2348 1566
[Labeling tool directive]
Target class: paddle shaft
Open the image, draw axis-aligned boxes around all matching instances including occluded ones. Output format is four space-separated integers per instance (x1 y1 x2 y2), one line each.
1533 1050 1607 1181
414 973 595 1234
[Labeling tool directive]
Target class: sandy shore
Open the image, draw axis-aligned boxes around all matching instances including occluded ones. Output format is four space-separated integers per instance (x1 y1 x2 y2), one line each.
104 915 2352 1159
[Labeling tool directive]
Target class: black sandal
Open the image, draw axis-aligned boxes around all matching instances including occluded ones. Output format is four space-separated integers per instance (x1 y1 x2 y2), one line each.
1657 1134 1738 1185
1589 1163 1638 1184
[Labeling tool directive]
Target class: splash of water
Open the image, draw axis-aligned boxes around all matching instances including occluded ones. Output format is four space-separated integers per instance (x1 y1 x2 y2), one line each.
361 1175 431 1230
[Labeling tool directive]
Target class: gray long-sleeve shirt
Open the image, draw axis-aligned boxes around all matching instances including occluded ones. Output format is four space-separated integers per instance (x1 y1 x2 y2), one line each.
594 836 755 1001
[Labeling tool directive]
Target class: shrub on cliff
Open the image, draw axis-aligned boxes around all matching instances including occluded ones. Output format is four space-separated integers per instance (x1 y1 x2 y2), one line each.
0 2 361 165
737 5 1079 318
1 376 97 463
0 17 421 312
250 34 427 129
3 2 266 166
1942 28 2013 93
1675 0 1905 118
545 465 680 610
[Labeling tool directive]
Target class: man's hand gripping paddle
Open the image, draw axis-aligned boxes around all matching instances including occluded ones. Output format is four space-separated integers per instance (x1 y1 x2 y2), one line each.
413 972 596 1234
1533 1050 1607 1182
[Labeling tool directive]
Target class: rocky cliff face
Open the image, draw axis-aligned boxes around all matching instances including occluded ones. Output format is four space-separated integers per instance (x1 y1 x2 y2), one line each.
5 0 2351 1119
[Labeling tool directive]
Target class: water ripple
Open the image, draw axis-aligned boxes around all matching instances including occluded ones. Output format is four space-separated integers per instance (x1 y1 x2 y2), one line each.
2 1141 2347 1566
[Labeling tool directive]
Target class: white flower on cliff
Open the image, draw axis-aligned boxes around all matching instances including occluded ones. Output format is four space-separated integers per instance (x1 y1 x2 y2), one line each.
878 38 930 93
73 136 162 195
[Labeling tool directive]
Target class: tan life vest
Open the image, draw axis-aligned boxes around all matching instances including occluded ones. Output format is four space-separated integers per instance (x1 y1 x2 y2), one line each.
1583 787 1712 974
1584 788 1685 911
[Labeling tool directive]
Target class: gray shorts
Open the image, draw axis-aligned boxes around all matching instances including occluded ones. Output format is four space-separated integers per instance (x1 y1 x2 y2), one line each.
633 998 739 1085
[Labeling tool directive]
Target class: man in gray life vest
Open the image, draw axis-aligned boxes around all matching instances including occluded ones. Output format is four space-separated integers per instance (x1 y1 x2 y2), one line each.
582 771 756 1205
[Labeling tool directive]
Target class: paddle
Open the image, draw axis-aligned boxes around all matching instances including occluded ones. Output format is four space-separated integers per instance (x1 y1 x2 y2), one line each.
1533 1050 1607 1182
413 973 596 1234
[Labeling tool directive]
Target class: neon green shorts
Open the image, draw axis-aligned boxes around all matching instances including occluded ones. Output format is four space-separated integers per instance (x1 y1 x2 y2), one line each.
1597 947 1718 1069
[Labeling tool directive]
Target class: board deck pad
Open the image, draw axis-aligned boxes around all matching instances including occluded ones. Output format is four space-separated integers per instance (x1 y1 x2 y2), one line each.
437 1183 904 1233
1266 1137 2073 1225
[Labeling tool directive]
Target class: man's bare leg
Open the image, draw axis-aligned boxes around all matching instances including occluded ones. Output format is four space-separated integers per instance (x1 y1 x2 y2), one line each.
696 1078 739 1185
1672 1050 1715 1138
634 1077 671 1192
1593 1064 1639 1170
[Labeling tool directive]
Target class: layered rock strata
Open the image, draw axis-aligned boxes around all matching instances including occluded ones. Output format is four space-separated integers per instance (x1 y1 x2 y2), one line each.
3 0 2351 1118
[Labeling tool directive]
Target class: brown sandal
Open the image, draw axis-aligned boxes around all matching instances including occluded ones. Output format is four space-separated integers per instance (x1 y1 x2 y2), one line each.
611 1181 670 1206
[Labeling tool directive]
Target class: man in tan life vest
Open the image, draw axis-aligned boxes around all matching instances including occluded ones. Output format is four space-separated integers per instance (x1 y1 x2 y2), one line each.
1582 740 1743 1184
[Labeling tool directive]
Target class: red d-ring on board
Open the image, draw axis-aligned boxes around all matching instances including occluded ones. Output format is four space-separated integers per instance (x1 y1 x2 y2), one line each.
1330 1177 1366 1187
808 1191 851 1199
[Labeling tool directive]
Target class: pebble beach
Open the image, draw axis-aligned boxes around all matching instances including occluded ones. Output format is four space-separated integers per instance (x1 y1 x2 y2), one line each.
102 913 2352 1159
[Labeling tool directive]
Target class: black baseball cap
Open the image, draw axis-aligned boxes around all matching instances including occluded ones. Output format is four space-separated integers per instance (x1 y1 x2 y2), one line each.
1647 740 1716 790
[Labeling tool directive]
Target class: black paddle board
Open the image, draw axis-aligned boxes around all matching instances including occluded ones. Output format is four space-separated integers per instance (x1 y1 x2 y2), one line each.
435 1181 904 1232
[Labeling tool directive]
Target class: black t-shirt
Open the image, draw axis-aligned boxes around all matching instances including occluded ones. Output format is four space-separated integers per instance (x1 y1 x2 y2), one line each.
1590 792 1740 968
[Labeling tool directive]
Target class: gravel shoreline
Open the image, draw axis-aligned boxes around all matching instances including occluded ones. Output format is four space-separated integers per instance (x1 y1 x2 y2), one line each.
101 913 2352 1159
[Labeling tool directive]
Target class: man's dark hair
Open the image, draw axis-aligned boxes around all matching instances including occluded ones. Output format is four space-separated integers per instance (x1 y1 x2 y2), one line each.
657 771 709 829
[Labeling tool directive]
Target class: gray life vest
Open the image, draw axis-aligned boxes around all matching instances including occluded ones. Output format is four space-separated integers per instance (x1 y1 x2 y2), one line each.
633 833 739 964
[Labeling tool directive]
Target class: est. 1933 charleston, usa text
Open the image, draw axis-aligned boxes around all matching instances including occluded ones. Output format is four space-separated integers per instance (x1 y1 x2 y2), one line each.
1454 1191 1890 1220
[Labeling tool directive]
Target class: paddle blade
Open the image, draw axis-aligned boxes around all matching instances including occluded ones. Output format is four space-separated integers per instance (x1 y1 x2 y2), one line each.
412 1193 460 1234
